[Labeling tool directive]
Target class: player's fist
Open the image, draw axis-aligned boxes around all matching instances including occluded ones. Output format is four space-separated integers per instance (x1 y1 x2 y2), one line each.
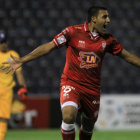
17 86 28 99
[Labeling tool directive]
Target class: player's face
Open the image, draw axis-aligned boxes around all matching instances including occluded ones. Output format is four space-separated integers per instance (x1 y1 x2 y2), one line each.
94 10 110 34
0 42 9 52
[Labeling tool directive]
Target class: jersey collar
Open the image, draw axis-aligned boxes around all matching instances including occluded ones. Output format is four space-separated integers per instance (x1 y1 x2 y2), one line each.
84 21 99 40
84 21 89 32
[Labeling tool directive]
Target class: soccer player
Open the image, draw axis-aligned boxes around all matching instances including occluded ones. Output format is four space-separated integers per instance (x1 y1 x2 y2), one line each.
0 31 27 140
2 6 140 140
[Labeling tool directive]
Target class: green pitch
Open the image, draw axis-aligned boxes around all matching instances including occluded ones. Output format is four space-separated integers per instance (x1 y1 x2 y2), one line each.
6 129 140 140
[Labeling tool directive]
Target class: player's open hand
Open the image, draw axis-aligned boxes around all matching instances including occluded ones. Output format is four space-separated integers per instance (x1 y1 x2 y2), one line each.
2 54 22 74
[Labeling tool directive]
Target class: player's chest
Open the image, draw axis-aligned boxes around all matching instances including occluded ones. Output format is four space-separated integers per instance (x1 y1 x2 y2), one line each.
0 53 11 67
68 32 107 53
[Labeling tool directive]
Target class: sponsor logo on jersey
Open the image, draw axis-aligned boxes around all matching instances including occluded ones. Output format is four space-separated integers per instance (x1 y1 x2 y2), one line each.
79 51 100 69
57 35 66 45
78 40 85 48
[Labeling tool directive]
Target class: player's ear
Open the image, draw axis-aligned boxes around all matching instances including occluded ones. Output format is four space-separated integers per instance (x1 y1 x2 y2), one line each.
91 16 97 24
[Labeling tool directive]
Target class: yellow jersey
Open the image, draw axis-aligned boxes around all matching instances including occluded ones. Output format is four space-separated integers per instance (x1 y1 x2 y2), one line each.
0 50 22 89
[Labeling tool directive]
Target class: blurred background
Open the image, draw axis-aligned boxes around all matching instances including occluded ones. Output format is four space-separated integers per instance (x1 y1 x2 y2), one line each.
1 0 140 95
1 0 140 131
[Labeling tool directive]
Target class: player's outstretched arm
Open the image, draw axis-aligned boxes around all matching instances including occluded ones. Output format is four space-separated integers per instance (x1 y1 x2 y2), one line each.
2 41 56 73
118 48 140 67
20 41 56 64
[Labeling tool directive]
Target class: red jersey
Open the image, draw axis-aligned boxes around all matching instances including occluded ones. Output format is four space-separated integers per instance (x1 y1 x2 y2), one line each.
53 22 123 95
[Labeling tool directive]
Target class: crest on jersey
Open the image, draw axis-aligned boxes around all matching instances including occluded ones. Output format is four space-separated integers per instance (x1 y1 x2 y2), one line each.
8 58 11 62
78 40 85 48
102 41 106 51
57 35 66 45
79 51 101 69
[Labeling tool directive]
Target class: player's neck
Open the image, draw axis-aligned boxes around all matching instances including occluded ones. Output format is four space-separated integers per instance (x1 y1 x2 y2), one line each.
88 22 97 34
0 48 9 53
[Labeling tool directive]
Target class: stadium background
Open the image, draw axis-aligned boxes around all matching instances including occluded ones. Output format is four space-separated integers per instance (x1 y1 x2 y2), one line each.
1 0 140 139
1 0 140 94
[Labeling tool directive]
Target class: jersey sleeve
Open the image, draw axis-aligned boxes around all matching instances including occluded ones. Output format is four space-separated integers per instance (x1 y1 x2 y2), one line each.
107 35 123 55
53 26 71 48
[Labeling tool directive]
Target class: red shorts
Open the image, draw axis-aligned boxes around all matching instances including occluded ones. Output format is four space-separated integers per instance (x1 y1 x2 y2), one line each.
60 85 100 122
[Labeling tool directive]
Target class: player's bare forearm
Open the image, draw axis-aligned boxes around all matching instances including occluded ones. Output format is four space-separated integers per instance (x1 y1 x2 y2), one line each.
2 41 56 74
16 70 26 86
118 49 140 67
21 41 56 64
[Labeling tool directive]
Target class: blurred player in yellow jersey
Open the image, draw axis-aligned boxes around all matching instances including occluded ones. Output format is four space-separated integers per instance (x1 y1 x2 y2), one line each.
0 31 27 140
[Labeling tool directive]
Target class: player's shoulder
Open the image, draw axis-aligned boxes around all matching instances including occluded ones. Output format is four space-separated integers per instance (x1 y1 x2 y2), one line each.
9 50 18 54
101 32 116 40
73 24 83 29
71 24 84 31
9 50 20 57
63 24 83 35
65 24 83 30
